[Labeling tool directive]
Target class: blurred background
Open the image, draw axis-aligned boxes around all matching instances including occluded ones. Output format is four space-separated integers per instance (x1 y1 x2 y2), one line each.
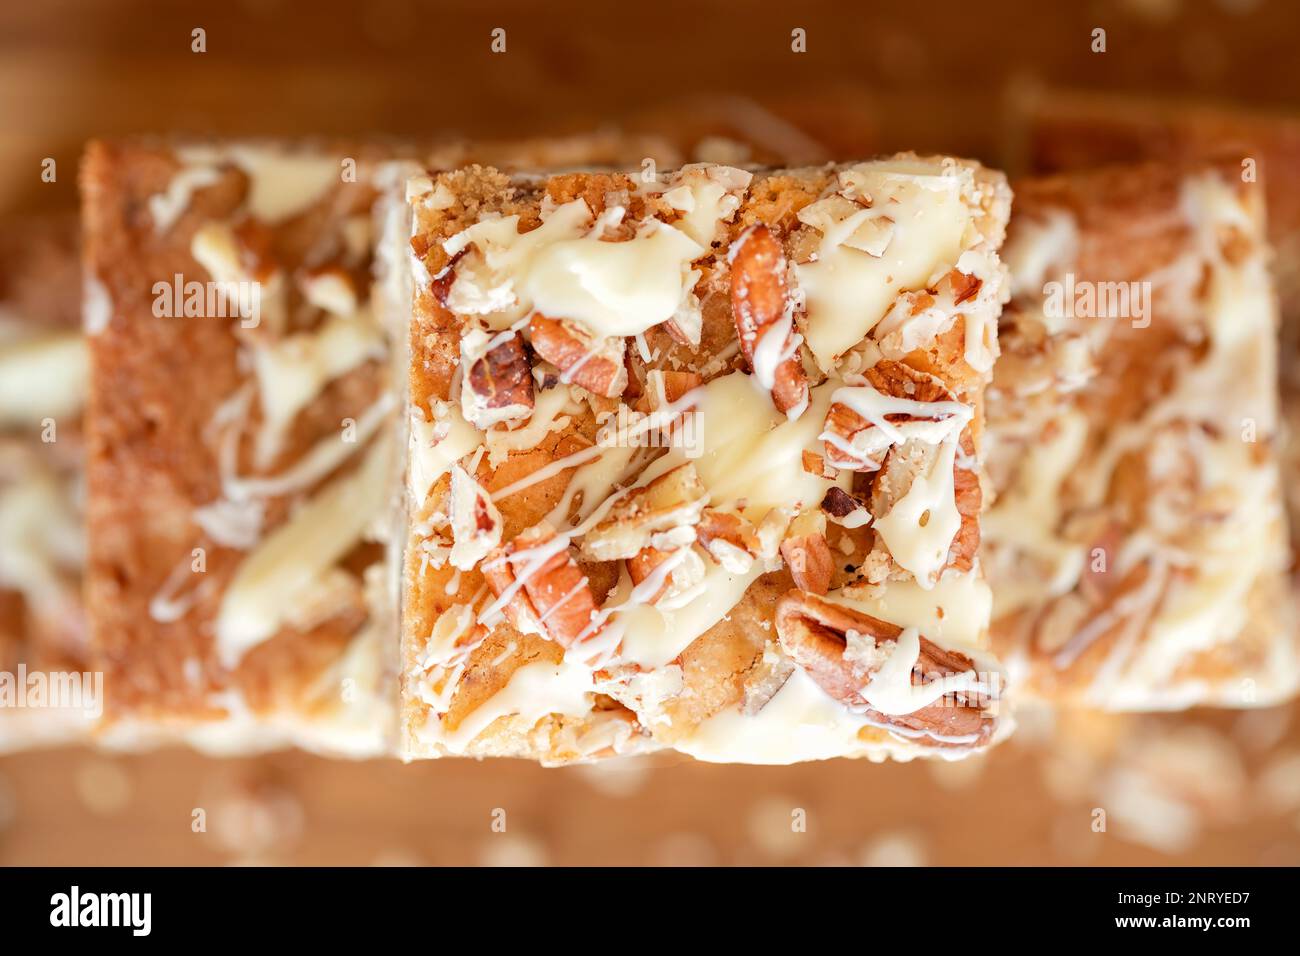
2 0 1300 865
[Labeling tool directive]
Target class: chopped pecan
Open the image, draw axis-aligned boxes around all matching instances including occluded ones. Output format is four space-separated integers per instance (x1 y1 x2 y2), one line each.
662 297 703 347
821 361 969 472
485 524 600 648
866 423 981 578
634 370 703 415
948 429 981 573
529 313 628 398
779 511 832 595
801 449 838 480
796 194 895 256
874 268 984 360
696 508 761 573
581 463 706 561
460 327 535 429
774 590 996 747
949 269 982 305
431 248 467 308
820 486 871 527
628 545 707 609
729 224 809 417
448 465 503 571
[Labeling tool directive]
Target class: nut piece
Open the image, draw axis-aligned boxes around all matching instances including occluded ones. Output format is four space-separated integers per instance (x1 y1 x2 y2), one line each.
866 425 982 576
634 370 702 415
696 508 761 573
820 486 871 528
779 511 832 595
459 327 535 430
729 224 809 417
821 361 968 472
628 545 707 609
796 194 896 256
774 590 996 747
529 313 628 398
485 524 601 647
581 463 707 561
448 465 503 571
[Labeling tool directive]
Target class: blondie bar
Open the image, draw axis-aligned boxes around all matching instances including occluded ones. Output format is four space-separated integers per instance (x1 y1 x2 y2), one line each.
985 158 1294 708
401 155 1012 764
1010 89 1300 559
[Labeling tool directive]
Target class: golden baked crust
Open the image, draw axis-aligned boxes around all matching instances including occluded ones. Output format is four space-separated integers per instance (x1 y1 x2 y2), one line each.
986 158 1295 709
402 156 1012 764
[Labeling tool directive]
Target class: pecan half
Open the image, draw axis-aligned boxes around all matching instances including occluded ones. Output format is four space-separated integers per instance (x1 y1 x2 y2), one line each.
729 224 809 417
460 327 535 429
774 590 997 747
779 512 832 595
581 463 706 561
529 313 628 398
485 525 600 647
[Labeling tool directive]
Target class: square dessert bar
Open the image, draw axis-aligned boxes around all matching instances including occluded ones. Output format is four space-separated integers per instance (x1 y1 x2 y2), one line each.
984 158 1295 709
82 140 407 754
401 155 1013 764
0 215 91 750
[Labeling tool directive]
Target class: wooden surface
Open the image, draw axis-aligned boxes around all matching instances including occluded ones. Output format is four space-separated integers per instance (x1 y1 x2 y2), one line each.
3 0 1300 865
3 705 1299 865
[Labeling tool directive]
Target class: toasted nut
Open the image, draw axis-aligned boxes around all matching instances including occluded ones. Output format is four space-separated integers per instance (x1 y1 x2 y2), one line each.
582 463 707 561
486 524 601 647
529 313 628 398
821 361 968 472
874 268 986 361
482 550 544 638
729 224 809 417
801 449 836 479
448 465 503 571
696 508 760 572
634 370 702 415
780 511 832 594
948 429 981 573
774 590 996 747
949 269 982 305
662 288 704 347
866 423 981 577
796 194 895 256
628 545 707 609
820 486 872 528
431 248 467 308
459 328 535 429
